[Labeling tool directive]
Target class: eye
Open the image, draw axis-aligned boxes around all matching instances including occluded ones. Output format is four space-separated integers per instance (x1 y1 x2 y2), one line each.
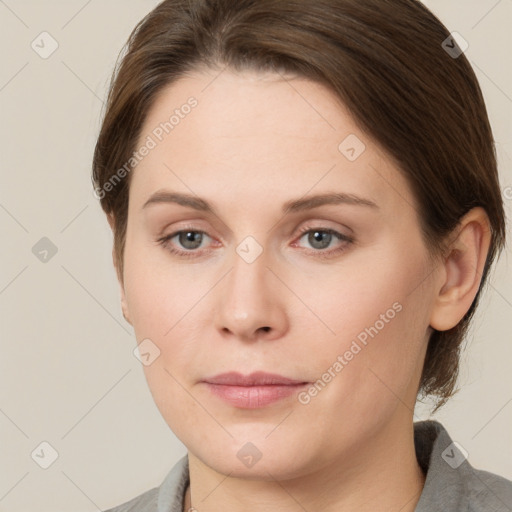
301 229 337 250
156 225 354 260
173 230 207 250
293 226 354 257
156 228 213 258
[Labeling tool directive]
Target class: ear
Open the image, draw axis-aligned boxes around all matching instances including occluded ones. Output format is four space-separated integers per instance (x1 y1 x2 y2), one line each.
429 207 492 331
107 214 132 326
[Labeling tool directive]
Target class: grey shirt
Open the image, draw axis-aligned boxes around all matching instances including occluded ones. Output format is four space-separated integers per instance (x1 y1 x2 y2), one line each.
103 420 512 511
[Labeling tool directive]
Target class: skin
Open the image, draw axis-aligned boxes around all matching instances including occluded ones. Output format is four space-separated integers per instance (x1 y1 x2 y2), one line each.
109 68 491 512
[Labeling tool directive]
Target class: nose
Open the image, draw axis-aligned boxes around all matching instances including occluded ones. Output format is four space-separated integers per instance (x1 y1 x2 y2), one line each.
213 247 289 342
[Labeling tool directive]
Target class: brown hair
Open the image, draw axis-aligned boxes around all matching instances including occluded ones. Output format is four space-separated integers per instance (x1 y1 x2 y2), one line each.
92 0 506 411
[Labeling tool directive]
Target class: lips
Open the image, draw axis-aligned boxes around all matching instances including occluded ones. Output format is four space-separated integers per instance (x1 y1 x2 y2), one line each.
202 371 307 386
201 371 309 408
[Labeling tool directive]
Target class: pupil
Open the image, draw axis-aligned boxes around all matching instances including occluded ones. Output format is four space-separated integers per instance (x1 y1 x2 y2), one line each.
181 231 202 249
310 231 331 249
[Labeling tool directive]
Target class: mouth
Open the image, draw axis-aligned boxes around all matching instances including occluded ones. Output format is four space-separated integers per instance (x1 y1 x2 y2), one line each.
201 371 310 409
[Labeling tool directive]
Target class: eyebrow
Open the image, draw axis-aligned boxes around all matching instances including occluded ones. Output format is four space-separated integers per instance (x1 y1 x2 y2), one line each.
142 190 379 214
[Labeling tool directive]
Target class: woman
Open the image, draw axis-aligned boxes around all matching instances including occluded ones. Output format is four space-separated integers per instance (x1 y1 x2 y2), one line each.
93 0 512 510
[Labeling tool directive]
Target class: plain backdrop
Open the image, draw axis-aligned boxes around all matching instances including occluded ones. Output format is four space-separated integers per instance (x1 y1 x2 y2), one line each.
0 1 511 510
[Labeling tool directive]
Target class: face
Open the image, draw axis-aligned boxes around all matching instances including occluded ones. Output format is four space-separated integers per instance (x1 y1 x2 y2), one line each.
119 68 438 480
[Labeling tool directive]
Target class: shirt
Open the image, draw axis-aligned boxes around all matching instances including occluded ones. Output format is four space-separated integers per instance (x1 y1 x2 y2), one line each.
103 420 512 511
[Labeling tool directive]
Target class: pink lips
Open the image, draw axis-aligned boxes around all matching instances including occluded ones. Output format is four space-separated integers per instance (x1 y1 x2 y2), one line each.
202 371 309 408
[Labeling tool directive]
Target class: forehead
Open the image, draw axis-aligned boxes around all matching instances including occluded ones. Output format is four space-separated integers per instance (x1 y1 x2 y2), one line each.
128 68 415 218
141 69 352 152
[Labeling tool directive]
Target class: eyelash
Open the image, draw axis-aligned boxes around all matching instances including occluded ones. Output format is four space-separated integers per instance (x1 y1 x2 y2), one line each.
156 224 354 260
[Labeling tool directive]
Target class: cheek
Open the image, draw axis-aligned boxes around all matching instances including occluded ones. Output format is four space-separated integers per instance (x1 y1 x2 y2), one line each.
292 244 427 349
297 242 431 404
123 245 209 435
141 357 214 450
122 229 199 337
322 297 429 443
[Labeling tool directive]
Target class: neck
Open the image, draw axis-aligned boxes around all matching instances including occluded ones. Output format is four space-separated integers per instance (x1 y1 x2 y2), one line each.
183 414 425 512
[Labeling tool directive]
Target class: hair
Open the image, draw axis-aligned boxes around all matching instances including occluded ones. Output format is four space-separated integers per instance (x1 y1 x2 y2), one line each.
92 0 506 411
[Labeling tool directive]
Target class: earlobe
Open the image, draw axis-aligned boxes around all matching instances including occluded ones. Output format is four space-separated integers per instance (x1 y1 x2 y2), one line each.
429 207 491 331
119 286 132 326
115 256 132 326
113 253 132 326
108 214 132 326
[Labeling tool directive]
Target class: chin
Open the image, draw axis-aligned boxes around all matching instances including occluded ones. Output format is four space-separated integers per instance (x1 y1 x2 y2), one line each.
188 432 318 482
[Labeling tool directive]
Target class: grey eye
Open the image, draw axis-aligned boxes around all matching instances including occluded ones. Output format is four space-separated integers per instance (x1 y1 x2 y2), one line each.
306 230 334 250
177 231 204 250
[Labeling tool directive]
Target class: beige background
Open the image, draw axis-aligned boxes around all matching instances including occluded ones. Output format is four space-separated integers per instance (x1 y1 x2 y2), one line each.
0 1 511 510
